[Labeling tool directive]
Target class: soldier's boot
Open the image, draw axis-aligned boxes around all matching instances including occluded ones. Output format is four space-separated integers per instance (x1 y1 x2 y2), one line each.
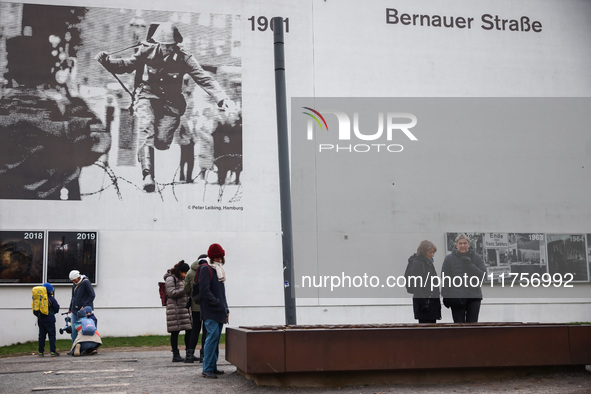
142 170 155 193
139 146 155 193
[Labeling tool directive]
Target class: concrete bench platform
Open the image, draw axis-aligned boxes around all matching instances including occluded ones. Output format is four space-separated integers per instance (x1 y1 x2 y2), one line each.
225 323 591 387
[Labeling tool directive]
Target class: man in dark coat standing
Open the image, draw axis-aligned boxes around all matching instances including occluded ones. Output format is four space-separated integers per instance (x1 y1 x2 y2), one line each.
67 270 95 342
198 243 228 378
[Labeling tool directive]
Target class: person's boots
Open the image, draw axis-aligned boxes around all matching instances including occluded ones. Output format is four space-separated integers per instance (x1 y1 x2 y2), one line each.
186 142 194 182
196 348 203 362
184 349 194 363
172 349 184 362
139 146 156 192
142 169 155 192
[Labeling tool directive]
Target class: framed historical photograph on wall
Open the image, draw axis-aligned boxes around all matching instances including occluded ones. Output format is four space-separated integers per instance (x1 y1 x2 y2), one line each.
0 230 44 284
482 232 510 266
546 234 589 282
46 231 98 284
0 3 242 206
506 233 547 276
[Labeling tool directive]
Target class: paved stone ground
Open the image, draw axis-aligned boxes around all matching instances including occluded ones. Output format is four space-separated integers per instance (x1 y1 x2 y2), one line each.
0 347 589 393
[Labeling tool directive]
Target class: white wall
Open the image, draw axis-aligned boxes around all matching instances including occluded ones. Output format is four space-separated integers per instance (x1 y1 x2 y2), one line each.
1 0 590 347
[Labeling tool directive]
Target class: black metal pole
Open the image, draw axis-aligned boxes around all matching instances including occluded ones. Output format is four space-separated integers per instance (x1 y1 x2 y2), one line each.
273 16 297 325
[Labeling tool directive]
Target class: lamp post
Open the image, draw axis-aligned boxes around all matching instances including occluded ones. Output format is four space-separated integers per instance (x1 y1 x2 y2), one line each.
273 17 297 325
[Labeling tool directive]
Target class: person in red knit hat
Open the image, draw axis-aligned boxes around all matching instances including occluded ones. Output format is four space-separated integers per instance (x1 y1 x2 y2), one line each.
199 243 229 378
207 244 226 282
208 243 224 259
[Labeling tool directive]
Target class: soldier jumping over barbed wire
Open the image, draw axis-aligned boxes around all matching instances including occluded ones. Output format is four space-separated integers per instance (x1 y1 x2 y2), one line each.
96 22 236 192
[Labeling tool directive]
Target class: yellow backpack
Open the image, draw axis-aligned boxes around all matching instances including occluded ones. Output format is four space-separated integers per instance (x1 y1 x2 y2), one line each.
32 286 49 316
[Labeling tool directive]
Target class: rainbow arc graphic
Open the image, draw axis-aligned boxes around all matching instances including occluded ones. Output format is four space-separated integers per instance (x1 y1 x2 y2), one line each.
302 107 328 131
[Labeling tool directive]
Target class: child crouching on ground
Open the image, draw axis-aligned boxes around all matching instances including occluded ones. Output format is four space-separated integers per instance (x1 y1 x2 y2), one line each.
70 311 101 357
38 283 60 357
70 330 102 356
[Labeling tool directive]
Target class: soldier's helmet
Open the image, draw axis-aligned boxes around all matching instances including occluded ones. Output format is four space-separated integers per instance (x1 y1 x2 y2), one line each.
151 22 183 44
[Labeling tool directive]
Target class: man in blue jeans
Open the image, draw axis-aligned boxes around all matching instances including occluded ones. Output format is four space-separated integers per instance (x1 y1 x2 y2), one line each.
67 270 95 343
198 243 228 379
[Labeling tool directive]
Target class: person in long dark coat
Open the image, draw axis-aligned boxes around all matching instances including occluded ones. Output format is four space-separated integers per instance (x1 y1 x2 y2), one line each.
441 234 487 323
407 240 442 323
164 260 192 362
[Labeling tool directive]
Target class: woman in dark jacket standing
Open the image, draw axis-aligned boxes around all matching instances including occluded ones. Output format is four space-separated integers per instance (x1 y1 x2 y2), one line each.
441 233 487 323
407 240 441 323
183 254 208 363
164 260 192 362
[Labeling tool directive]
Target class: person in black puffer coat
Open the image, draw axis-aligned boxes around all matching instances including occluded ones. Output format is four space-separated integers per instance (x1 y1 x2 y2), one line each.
164 260 192 362
441 233 487 323
407 240 441 323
